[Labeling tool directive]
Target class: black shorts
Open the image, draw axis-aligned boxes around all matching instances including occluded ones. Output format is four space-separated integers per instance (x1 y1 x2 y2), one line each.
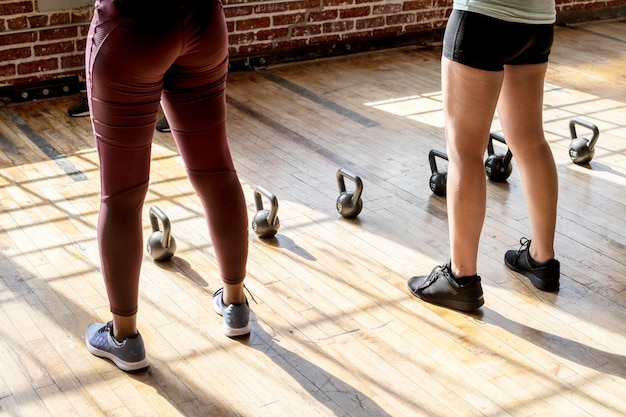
443 10 554 71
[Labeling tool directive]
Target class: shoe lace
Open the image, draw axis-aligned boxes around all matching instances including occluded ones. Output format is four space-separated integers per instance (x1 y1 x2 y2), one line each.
244 284 257 304
419 263 449 290
214 285 258 304
100 321 113 334
515 237 531 263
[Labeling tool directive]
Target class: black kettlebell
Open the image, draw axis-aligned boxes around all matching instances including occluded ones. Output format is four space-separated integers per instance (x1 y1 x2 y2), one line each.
485 132 513 182
252 185 280 238
569 118 600 165
428 149 448 197
336 168 363 218
147 206 176 262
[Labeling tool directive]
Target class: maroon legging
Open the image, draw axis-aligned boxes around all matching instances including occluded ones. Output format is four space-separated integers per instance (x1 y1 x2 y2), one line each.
86 0 248 316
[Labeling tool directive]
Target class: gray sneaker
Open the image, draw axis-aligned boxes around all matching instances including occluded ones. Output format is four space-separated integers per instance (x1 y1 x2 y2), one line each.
155 117 171 132
213 288 250 337
85 322 149 372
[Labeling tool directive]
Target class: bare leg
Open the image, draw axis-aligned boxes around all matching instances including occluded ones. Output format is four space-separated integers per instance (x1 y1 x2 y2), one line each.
223 283 246 305
112 314 138 341
497 63 557 263
442 57 504 277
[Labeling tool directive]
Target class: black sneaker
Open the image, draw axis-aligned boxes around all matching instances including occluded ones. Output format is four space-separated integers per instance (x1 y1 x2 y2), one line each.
407 261 484 312
504 238 560 292
155 117 170 132
67 98 89 117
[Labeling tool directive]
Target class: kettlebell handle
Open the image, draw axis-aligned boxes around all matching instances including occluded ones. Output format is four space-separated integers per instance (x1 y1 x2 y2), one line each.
487 132 513 164
570 118 600 151
254 185 279 227
336 168 363 202
149 206 173 249
428 149 448 173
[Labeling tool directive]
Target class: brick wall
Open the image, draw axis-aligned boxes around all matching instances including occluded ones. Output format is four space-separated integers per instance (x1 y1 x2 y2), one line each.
0 0 625 97
0 0 91 92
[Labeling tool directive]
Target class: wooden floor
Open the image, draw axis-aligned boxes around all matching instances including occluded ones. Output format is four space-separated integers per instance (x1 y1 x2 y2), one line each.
1 19 625 417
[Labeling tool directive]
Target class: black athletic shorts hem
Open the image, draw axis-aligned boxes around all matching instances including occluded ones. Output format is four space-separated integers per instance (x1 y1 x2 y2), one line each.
443 10 554 72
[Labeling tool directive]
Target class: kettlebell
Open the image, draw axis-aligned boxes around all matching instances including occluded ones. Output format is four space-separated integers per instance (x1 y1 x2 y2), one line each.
569 118 600 165
485 132 513 182
336 168 363 218
147 206 176 262
252 185 280 238
428 149 448 197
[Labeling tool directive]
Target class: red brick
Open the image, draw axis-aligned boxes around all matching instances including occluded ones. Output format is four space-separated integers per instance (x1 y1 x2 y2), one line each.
235 17 271 31
71 9 93 23
256 28 289 41
273 13 306 26
28 15 49 28
416 9 446 20
18 58 58 75
50 13 72 25
40 27 78 41
76 38 87 52
34 41 75 56
61 54 85 69
79 24 90 37
0 1 33 15
403 0 436 11
406 21 435 31
356 16 385 29
340 6 371 18
308 10 338 22
324 0 356 6
0 32 37 47
308 34 341 44
276 38 309 48
254 0 319 13
387 12 416 25
0 47 31 61
0 64 16 78
228 32 256 45
7 16 27 30
292 24 323 37
323 21 354 33
238 43 274 54
224 5 253 18
373 4 403 14
342 30 375 40
373 25 403 36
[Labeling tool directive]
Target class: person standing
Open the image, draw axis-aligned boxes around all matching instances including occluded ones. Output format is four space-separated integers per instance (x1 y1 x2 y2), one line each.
84 0 250 372
408 0 561 311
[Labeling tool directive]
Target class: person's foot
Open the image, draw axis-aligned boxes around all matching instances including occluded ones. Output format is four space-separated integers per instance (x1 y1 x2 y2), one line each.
155 117 171 132
67 98 89 117
85 322 148 372
213 288 250 337
504 238 560 291
407 261 484 312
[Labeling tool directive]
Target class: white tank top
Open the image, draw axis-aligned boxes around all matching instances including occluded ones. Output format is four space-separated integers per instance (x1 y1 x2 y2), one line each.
454 0 556 24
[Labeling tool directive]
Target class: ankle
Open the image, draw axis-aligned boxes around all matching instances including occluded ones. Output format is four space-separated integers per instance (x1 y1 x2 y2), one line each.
450 263 477 280
222 284 246 305
112 314 138 341
528 248 554 265
449 263 478 285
